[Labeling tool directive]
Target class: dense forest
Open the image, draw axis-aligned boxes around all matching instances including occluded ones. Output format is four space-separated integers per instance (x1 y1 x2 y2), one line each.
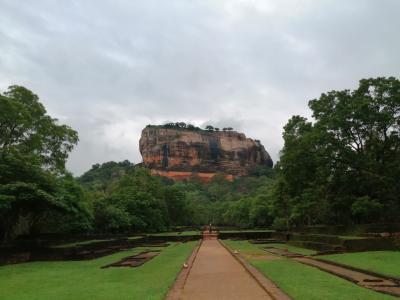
1 77 399 242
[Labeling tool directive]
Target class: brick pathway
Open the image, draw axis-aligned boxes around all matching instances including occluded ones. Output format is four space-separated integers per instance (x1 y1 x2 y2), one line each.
180 236 272 300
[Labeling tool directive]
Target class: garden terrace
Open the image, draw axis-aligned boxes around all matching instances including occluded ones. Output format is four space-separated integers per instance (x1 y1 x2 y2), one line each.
0 232 201 265
287 233 400 253
0 242 197 300
224 239 399 299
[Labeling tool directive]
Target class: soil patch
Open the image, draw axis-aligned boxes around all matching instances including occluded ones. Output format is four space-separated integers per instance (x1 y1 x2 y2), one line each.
101 251 159 268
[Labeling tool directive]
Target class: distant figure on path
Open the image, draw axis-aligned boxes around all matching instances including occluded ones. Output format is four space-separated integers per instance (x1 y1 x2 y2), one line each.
209 223 212 233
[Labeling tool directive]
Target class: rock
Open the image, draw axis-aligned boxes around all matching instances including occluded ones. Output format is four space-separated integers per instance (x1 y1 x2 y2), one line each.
139 125 273 181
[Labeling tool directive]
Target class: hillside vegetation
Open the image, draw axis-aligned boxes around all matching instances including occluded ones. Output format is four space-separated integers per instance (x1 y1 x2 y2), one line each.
1 77 400 241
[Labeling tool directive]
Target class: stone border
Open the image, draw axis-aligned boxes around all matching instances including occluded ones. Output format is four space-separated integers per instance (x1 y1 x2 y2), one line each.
293 257 400 298
164 239 202 300
314 257 400 284
262 246 400 297
219 239 292 300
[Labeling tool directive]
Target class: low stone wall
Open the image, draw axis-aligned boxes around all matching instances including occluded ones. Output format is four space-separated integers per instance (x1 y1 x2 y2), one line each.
0 237 148 265
218 231 273 240
0 234 202 265
291 223 400 235
145 235 201 243
288 240 341 251
289 233 341 245
342 237 399 252
287 234 400 252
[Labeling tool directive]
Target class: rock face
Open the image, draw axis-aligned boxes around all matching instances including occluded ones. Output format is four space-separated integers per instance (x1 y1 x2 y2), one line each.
139 126 273 181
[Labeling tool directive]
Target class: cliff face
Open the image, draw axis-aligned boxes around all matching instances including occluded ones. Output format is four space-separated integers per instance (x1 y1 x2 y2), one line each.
139 126 273 181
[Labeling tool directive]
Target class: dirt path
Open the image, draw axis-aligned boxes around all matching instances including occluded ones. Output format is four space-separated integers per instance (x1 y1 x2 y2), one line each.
180 238 273 300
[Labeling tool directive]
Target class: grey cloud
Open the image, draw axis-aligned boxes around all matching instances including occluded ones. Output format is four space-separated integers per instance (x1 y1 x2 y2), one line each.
0 0 399 174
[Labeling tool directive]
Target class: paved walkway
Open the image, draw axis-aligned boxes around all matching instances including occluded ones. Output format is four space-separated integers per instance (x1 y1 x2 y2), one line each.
180 238 272 300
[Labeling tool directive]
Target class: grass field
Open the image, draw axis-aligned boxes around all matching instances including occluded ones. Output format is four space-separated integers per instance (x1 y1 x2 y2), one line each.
224 240 395 300
338 235 367 240
52 239 115 248
266 243 317 255
320 251 400 278
0 241 197 300
128 236 145 240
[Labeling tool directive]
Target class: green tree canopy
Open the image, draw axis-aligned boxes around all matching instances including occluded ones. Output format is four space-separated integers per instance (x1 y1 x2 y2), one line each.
0 86 78 172
0 86 82 241
273 77 400 227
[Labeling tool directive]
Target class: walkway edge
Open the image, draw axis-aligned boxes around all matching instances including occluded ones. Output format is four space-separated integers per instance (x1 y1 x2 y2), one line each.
165 239 202 300
294 257 400 298
314 257 400 284
219 239 292 300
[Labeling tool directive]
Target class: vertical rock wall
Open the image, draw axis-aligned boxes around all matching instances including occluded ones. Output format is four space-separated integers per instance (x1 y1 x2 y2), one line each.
139 126 273 181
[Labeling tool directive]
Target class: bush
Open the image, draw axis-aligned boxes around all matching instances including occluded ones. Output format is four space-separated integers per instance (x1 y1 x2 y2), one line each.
351 196 383 223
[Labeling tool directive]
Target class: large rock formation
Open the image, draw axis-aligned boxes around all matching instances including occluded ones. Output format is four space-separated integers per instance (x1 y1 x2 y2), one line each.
139 125 273 181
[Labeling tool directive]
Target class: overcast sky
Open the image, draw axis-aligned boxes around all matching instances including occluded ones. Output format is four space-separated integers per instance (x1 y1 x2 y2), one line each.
1 0 399 175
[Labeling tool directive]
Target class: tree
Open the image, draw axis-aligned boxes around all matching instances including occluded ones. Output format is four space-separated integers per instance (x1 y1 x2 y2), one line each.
78 160 135 191
351 196 383 223
0 86 79 241
249 195 273 227
92 168 172 232
205 125 214 131
309 77 400 223
224 198 251 227
0 86 78 172
32 173 93 235
93 198 131 233
163 185 191 225
273 77 400 226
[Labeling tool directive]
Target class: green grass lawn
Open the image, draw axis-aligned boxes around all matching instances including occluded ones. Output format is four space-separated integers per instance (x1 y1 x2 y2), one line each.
320 251 400 278
52 239 115 248
338 235 367 240
127 236 145 240
0 241 197 300
224 240 395 300
266 243 317 255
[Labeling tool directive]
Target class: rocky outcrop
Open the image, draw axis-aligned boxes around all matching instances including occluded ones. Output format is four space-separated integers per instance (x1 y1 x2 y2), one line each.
139 126 273 181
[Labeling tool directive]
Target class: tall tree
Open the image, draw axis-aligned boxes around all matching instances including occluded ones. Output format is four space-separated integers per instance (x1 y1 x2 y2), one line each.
274 77 400 226
0 86 80 241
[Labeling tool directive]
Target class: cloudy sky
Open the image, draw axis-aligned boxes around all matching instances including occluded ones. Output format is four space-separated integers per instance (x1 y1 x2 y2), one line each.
1 0 399 175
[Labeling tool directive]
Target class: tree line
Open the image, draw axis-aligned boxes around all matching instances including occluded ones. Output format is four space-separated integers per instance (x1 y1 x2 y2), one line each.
146 122 234 132
271 77 400 227
1 77 399 242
